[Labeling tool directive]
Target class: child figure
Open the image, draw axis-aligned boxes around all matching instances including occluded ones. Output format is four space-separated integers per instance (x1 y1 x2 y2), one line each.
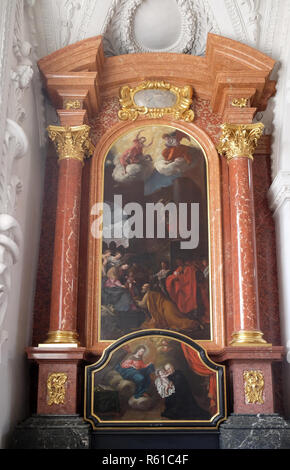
155 367 175 398
104 267 126 288
125 271 138 298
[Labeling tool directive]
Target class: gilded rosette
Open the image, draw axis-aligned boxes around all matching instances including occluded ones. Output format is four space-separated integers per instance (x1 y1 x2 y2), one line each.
217 123 264 161
47 124 93 164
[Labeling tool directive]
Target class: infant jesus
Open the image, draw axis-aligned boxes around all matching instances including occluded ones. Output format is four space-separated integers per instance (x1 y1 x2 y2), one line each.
155 367 175 398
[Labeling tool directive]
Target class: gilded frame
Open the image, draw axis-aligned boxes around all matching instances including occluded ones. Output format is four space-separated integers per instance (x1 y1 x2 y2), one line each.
86 119 225 355
118 81 195 122
84 330 227 430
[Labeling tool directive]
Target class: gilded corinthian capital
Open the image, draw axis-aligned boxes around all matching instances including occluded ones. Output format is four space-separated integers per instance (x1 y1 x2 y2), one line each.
47 125 94 164
217 123 264 161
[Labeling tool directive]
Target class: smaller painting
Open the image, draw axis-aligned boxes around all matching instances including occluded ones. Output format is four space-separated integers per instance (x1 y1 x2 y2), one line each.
85 331 226 429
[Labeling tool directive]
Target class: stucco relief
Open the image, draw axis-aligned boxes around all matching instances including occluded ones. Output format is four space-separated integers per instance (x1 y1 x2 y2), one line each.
103 0 219 56
0 0 37 361
0 120 26 361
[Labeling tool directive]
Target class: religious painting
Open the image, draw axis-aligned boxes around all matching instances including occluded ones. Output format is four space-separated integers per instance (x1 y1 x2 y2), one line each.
93 124 210 343
84 331 226 429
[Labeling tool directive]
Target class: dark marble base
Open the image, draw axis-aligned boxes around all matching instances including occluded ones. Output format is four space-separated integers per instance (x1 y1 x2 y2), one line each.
219 414 290 449
91 430 220 449
10 414 91 449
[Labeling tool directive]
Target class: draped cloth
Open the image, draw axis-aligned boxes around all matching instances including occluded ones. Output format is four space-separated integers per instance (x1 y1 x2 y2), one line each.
181 343 217 415
166 265 198 314
141 291 197 331
162 144 196 164
115 359 155 399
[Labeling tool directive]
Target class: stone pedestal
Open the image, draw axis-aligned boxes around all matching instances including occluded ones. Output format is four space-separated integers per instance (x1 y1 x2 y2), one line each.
27 347 86 415
219 414 290 449
10 415 91 449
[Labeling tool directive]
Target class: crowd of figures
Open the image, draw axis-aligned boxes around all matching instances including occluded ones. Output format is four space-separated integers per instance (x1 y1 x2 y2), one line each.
101 243 210 340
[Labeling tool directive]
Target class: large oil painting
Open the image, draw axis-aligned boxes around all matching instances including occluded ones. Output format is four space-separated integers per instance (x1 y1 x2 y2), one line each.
96 124 210 342
84 332 226 429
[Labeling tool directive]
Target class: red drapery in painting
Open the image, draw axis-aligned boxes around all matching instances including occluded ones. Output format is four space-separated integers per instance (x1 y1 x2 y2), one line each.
181 343 217 415
166 265 198 314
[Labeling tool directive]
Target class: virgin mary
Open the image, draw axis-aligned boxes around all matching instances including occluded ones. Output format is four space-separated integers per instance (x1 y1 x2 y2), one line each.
115 345 155 399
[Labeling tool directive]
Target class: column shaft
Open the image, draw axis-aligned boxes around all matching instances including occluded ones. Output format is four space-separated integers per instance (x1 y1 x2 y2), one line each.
48 158 82 339
45 124 91 344
228 157 260 332
218 123 270 346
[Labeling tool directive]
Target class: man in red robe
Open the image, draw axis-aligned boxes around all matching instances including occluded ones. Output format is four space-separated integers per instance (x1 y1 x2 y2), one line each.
162 130 195 164
165 260 198 314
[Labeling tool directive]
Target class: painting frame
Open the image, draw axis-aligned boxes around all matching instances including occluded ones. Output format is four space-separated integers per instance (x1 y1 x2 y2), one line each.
86 119 225 354
84 330 227 431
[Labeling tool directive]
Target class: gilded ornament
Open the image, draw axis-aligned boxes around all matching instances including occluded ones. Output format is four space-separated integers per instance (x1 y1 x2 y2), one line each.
63 99 82 110
118 81 194 122
231 98 248 108
45 330 79 344
47 372 68 406
217 123 264 161
243 370 265 405
47 125 94 164
230 329 270 347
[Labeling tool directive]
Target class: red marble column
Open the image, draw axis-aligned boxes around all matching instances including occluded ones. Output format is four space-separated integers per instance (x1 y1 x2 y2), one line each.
45 124 92 344
218 123 271 346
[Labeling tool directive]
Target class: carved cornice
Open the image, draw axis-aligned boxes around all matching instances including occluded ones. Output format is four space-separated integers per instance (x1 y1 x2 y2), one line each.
217 123 264 161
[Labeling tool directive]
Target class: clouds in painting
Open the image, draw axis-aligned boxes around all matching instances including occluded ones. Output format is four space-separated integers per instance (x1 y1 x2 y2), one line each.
154 156 197 177
112 154 154 183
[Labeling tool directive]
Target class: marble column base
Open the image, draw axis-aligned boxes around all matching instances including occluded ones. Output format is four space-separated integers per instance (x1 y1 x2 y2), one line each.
10 414 91 449
219 414 290 449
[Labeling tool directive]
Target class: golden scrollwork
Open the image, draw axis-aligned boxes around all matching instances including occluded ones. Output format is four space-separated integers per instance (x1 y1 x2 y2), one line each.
243 370 265 405
63 99 82 110
47 372 68 406
217 123 264 161
47 125 95 164
118 81 194 122
231 98 248 108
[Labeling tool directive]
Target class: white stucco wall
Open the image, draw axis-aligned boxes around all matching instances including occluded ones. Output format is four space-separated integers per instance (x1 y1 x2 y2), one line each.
0 0 46 448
